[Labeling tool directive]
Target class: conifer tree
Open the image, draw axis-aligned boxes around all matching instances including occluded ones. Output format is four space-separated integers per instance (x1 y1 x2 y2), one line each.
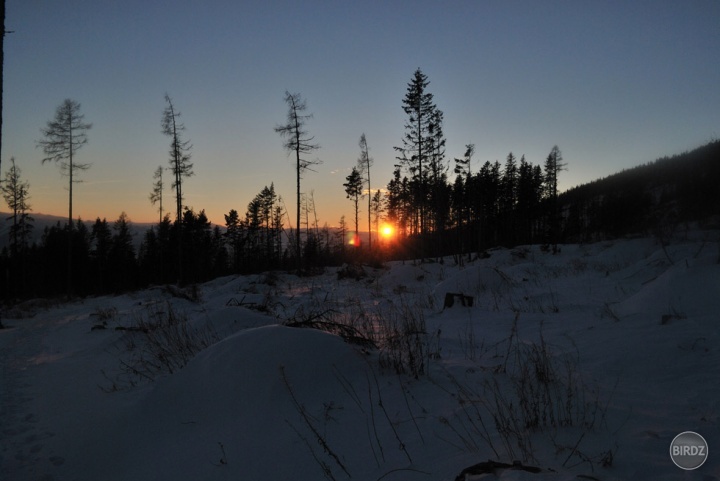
275 91 320 269
149 166 164 224
394 68 444 236
1 157 33 297
161 94 193 282
1 157 33 257
161 95 193 224
357 133 373 248
544 145 566 252
37 98 91 296
343 167 363 246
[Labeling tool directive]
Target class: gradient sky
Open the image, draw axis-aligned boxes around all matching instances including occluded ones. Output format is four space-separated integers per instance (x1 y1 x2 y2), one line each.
3 0 719 227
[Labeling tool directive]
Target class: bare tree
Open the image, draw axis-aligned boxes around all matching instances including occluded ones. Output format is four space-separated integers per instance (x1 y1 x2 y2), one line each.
149 165 164 224
274 91 320 269
357 133 373 249
162 94 193 283
161 94 193 224
37 98 91 297
37 98 92 227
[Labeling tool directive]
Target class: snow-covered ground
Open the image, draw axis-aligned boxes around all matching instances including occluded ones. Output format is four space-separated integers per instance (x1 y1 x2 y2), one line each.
2 231 719 480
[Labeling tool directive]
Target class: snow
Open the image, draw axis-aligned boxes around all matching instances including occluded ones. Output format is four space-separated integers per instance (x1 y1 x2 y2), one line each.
2 231 719 480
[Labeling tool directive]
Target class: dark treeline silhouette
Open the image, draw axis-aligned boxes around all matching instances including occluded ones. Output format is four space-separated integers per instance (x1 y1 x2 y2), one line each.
2 140 718 301
386 140 720 261
2 66 719 303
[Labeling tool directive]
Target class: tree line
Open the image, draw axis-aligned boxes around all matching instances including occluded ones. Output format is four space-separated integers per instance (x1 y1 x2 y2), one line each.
2 69 719 301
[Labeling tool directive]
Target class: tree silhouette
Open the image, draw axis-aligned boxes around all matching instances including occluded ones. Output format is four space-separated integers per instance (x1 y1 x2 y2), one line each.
343 166 363 246
275 91 320 270
1 157 33 297
394 69 443 237
37 98 92 296
161 94 193 282
357 133 373 249
149 165 164 224
38 99 92 226
544 145 566 253
162 95 193 224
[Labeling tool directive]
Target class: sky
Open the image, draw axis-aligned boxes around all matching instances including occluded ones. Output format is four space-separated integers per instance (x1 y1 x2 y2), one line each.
2 0 720 227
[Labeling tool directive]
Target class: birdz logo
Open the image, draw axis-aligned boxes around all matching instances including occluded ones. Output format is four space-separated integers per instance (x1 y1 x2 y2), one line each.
670 431 708 470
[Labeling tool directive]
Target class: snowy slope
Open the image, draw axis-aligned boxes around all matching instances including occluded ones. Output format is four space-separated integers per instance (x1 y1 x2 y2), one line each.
1 231 719 480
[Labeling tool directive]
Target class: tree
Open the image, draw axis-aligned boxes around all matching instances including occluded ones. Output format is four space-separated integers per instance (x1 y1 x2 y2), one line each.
0 3 6 326
149 166 164 224
109 212 136 291
394 68 443 236
357 133 373 249
37 98 92 227
344 166 363 246
37 98 91 296
1 157 33 297
1 157 33 256
161 94 193 282
224 209 243 272
161 94 193 224
544 145 567 252
274 91 320 269
370 189 384 245
454 143 475 177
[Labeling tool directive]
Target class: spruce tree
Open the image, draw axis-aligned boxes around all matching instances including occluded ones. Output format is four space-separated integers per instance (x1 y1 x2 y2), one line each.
394 68 444 237
544 145 566 253
343 167 363 246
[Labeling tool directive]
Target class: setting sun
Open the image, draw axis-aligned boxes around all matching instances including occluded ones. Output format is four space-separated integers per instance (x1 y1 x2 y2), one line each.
380 225 394 238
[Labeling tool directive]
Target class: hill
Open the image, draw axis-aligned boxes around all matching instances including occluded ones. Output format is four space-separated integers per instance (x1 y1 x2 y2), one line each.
1 231 718 479
560 140 720 240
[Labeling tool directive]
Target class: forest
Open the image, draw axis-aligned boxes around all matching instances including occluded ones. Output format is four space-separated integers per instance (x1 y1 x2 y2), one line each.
1 69 719 301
